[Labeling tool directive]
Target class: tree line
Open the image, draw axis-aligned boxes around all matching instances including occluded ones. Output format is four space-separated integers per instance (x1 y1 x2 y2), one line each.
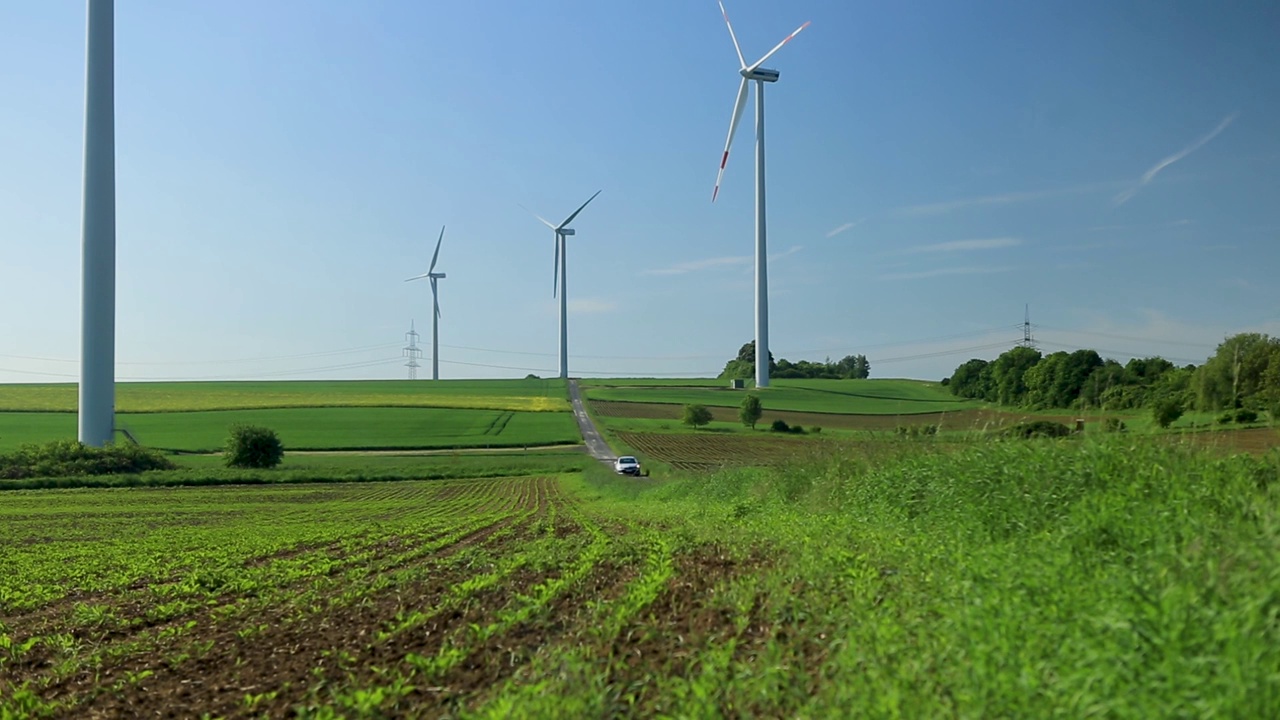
720 341 871 380
945 333 1280 417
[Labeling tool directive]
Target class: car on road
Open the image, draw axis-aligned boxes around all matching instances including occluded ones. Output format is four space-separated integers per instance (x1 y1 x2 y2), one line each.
613 456 641 476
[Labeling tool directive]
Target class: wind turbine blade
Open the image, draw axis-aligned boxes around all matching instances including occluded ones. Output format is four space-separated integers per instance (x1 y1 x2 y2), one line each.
558 189 602 229
432 278 441 318
552 234 560 298
713 77 750 202
718 0 746 68
746 20 811 72
519 203 557 230
405 273 430 282
428 225 444 274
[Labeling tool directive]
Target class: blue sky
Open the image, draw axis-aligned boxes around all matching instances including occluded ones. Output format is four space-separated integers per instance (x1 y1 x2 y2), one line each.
2 0 1278 383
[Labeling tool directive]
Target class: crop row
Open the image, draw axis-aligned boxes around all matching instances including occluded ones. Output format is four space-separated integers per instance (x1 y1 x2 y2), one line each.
0 471 775 718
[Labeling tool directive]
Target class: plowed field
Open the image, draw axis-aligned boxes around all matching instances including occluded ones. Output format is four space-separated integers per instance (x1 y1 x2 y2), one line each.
615 431 822 470
0 478 766 717
591 400 1080 432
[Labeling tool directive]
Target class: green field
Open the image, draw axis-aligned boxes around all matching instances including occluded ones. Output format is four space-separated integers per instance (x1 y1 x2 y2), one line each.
583 377 980 415
0 379 569 413
0 407 580 453
2 439 1275 717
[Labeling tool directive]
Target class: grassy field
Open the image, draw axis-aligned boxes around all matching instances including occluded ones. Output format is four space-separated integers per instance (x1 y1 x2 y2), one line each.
583 377 980 415
2 439 1276 716
0 379 569 413
0 407 581 453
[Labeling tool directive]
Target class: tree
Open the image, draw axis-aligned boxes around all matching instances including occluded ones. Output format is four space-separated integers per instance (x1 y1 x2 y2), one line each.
948 358 993 400
739 394 763 429
836 354 870 379
1195 333 1280 410
1023 351 1068 408
682 404 713 429
1152 398 1184 429
989 346 1042 406
224 425 284 469
718 341 777 380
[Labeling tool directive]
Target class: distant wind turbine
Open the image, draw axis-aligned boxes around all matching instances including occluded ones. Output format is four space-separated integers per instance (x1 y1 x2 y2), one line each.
405 226 447 380
525 191 601 380
711 1 809 389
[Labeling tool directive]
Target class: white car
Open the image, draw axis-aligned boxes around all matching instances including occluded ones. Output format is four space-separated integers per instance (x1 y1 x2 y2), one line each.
613 456 641 476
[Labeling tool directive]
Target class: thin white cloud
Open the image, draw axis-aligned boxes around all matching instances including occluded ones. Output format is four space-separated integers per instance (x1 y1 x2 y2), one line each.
892 182 1116 217
880 266 1013 281
1087 219 1193 232
825 219 864 238
642 246 803 276
566 298 617 314
1114 113 1238 206
771 245 804 262
641 256 746 276
906 237 1022 254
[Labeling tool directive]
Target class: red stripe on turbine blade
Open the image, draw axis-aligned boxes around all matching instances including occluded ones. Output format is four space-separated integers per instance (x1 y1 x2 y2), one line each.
720 151 730 170
787 21 812 41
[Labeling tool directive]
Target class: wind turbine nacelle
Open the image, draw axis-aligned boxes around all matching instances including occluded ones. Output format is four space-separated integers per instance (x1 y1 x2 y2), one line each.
430 272 446 279
559 228 576 236
743 67 780 83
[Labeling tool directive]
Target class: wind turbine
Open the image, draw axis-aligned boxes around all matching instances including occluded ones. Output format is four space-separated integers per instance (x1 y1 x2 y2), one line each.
711 1 809 389
405 226 447 380
80 0 116 446
526 190 601 380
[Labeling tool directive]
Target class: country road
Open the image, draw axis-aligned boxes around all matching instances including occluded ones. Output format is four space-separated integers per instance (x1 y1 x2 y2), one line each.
567 379 615 463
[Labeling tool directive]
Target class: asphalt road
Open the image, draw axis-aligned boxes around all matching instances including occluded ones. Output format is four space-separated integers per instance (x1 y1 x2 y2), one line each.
567 379 615 463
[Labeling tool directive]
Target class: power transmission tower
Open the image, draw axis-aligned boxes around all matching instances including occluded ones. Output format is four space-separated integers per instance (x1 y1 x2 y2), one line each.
403 321 423 380
1020 304 1037 349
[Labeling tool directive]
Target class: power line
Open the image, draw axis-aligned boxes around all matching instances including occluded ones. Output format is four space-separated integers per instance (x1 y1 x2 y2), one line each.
0 342 404 367
1035 340 1204 366
1034 324 1215 349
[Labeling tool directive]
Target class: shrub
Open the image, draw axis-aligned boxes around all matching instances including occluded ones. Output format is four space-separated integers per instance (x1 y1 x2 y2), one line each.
1153 399 1184 429
790 425 806 435
810 426 822 434
1218 412 1234 425
1235 409 1259 424
895 425 939 439
224 425 284 469
1103 417 1127 433
0 440 175 480
1002 421 1073 439
739 394 763 429
770 419 791 433
681 404 713 430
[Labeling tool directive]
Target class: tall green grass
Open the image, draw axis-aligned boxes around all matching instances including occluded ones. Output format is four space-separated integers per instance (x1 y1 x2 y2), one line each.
587 438 1280 716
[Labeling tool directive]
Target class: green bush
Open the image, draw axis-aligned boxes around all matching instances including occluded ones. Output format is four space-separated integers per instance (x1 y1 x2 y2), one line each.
1235 409 1259 424
739 394 763 429
896 424 939 439
1102 417 1127 433
1002 421 1073 439
224 425 285 469
681 404 713 430
770 419 791 433
1218 412 1235 425
1152 398 1184 429
0 440 175 480
790 425 806 435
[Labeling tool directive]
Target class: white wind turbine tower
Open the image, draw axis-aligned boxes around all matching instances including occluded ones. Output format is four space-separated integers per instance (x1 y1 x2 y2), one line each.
405 226 447 380
711 1 810 389
80 0 117 446
526 190 601 380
